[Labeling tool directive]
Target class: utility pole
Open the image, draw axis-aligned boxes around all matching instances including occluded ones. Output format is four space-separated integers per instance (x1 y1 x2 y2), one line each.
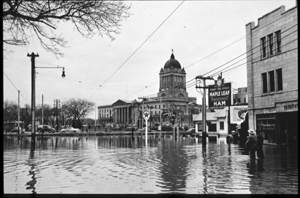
160 96 162 132
27 52 39 140
95 106 97 132
18 90 20 136
54 99 60 132
138 97 147 129
195 75 214 146
42 94 44 125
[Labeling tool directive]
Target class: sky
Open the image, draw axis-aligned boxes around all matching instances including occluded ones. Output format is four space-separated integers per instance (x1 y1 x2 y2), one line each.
3 0 296 118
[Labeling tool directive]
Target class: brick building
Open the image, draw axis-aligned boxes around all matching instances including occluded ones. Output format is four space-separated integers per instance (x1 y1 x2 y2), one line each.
246 5 298 146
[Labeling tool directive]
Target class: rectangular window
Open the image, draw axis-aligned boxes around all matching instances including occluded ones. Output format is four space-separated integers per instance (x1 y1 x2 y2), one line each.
276 69 283 91
275 30 281 53
237 98 241 103
244 98 246 103
268 33 273 56
262 73 268 93
269 71 275 92
261 37 267 58
233 99 236 104
220 122 224 130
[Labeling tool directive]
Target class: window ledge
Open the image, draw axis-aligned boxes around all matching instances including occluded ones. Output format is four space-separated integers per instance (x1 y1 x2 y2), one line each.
261 90 284 96
260 52 282 61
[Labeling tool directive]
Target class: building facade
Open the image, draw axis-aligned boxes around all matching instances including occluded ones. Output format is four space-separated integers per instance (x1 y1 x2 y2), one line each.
233 87 248 105
98 52 201 129
246 5 298 146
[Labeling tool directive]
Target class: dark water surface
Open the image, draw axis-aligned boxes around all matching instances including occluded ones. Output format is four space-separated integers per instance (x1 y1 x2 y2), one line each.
3 135 298 194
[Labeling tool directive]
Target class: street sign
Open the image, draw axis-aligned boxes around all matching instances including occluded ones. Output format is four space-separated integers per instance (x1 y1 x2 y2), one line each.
143 111 150 120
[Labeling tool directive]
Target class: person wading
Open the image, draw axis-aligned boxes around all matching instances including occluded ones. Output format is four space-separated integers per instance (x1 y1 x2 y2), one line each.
256 131 265 159
245 129 257 159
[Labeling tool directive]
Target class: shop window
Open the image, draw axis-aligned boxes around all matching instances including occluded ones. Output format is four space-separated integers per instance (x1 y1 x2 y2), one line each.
269 70 275 92
262 73 268 93
261 37 267 58
220 122 224 130
276 69 283 91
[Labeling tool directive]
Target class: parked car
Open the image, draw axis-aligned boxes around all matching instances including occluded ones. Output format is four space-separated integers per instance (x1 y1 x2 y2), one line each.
37 125 56 133
186 128 195 133
60 127 81 133
139 127 151 132
11 127 24 132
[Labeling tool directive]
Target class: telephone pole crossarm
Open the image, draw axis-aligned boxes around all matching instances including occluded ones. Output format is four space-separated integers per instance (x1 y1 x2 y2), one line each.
195 75 215 147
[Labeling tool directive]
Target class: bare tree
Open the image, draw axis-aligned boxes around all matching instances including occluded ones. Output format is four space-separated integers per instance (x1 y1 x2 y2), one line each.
3 0 131 57
62 98 95 128
3 100 18 123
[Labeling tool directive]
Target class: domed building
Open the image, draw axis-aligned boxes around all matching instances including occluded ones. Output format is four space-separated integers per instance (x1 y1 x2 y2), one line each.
158 52 188 98
97 52 201 129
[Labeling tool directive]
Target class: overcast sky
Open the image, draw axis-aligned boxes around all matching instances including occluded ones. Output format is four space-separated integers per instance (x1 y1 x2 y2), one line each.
3 0 296 118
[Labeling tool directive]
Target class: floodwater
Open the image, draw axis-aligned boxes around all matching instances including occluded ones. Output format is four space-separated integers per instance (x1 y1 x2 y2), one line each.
3 135 298 194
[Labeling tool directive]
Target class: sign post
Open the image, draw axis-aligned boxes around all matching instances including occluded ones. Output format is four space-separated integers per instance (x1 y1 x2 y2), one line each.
143 111 150 147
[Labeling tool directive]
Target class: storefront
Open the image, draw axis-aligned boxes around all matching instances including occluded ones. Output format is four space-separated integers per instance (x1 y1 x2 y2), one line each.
256 100 298 146
275 100 298 146
256 114 276 144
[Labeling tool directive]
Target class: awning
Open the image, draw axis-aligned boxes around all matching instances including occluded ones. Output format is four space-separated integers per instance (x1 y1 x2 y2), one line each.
193 112 217 121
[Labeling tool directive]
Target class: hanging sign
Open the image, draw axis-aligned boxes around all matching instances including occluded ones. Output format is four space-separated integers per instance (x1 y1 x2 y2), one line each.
208 82 232 108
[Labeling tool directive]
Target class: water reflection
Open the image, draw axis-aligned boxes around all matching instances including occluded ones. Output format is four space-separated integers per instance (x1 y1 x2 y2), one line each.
3 135 298 194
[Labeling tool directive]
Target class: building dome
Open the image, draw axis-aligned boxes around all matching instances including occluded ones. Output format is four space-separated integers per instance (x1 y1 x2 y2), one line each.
164 53 181 70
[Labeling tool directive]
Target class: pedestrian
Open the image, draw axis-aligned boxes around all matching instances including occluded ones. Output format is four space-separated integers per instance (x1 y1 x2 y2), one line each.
232 130 239 144
245 129 257 159
256 131 264 159
226 133 233 144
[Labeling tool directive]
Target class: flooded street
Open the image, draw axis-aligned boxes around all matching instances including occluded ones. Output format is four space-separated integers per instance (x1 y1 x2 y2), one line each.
3 135 298 194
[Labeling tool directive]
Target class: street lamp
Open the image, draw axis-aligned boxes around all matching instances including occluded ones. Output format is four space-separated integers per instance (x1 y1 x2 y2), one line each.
27 52 66 140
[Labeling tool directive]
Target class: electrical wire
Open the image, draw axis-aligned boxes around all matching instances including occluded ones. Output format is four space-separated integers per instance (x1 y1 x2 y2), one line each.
123 14 298 99
88 0 185 100
3 72 29 104
134 24 297 100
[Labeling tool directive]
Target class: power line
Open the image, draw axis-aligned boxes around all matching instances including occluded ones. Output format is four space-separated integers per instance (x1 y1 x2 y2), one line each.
205 24 298 77
123 13 298 99
134 26 297 99
3 72 29 104
88 0 185 100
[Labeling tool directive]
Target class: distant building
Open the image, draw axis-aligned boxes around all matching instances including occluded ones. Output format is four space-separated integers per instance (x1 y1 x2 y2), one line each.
246 5 298 146
98 52 201 129
233 87 248 105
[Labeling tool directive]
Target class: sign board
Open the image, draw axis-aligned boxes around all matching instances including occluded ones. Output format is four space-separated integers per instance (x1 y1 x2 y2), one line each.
230 105 248 124
143 111 150 120
276 101 298 112
208 82 232 108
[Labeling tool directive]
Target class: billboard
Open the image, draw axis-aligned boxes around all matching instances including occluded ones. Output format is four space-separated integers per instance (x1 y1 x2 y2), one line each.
208 82 232 108
230 105 248 124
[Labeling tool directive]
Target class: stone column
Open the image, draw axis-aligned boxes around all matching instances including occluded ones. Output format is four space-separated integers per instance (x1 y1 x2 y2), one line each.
127 107 129 124
122 107 124 124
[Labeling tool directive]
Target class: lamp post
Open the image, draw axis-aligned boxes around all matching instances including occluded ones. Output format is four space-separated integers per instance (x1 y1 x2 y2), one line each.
27 52 65 149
